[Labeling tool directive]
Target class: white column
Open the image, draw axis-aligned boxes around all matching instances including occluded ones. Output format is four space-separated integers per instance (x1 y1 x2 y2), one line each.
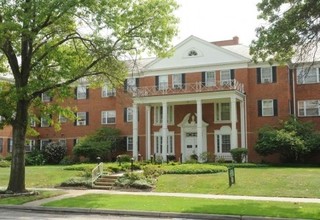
132 103 138 159
196 99 203 162
162 101 168 161
240 100 245 148
145 106 151 160
231 97 238 149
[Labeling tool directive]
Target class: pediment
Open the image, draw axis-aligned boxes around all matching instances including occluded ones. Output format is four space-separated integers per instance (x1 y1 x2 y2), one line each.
145 35 250 74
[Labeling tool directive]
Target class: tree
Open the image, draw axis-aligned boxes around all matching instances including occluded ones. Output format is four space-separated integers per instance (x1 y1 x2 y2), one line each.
250 0 320 64
73 127 123 162
255 117 320 163
0 0 178 193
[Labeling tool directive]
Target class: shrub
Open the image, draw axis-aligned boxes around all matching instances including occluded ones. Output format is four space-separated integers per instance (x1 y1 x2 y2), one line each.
166 154 176 162
117 154 131 163
25 149 45 166
162 164 227 174
4 154 12 161
0 160 10 167
63 164 96 171
115 172 154 189
199 152 215 163
143 165 164 178
60 177 91 188
59 156 74 165
230 148 248 163
43 142 67 164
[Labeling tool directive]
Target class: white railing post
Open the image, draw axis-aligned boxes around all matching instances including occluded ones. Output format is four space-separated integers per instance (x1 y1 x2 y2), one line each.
92 162 103 187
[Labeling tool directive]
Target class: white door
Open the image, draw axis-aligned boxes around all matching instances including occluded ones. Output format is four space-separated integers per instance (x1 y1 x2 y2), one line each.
185 132 197 160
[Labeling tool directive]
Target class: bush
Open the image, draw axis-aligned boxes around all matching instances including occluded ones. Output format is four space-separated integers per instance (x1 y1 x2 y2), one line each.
60 177 91 188
199 152 215 163
166 154 176 162
117 154 131 163
230 148 248 163
43 142 67 164
59 156 74 165
0 160 10 167
4 154 12 161
63 163 96 171
25 149 45 166
162 164 227 174
143 165 164 178
115 172 154 189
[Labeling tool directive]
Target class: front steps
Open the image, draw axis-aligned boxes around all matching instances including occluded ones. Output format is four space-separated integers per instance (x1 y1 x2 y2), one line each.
92 174 118 190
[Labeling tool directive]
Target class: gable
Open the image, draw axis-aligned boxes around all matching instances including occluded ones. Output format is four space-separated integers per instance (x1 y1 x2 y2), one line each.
144 36 250 75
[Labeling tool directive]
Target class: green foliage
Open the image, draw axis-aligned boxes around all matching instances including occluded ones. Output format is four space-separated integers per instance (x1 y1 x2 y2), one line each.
0 160 10 168
199 152 216 163
25 150 45 166
73 127 122 162
250 0 320 64
4 154 12 161
230 148 248 163
162 164 227 174
43 142 67 165
59 156 75 165
117 154 131 163
143 165 165 178
115 172 153 189
255 117 320 163
63 164 96 171
60 177 91 188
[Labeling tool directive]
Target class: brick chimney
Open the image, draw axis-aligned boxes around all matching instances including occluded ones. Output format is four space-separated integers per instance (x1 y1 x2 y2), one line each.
211 36 239 46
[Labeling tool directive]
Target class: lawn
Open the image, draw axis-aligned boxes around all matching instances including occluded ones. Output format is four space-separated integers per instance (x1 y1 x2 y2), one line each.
0 166 81 188
155 167 320 198
43 194 320 219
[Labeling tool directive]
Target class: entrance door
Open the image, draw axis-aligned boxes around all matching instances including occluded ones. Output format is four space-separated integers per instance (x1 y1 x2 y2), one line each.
185 132 197 160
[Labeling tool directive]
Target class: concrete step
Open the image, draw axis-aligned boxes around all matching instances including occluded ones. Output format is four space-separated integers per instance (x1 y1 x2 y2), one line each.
92 184 113 190
93 175 119 190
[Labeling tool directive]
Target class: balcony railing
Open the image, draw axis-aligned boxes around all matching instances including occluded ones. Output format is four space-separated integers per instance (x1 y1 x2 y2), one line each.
130 80 245 97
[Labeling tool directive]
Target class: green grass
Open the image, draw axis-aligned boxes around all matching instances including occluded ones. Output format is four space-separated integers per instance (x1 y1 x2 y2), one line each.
155 167 320 198
0 166 81 188
43 194 320 219
0 190 65 205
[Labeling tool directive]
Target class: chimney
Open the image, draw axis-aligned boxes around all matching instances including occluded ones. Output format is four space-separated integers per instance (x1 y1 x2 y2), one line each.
211 36 239 46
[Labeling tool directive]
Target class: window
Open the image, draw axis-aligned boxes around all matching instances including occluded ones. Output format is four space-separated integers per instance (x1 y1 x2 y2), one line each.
25 140 35 152
76 112 88 126
59 115 67 123
220 70 231 85
101 111 116 124
58 139 67 146
41 92 52 102
126 78 137 92
0 116 4 123
41 117 50 127
158 75 168 90
154 132 174 154
154 105 174 125
258 99 278 117
7 138 12 153
30 118 36 127
0 138 3 153
127 136 133 151
204 71 216 86
124 107 133 122
172 74 183 89
297 67 320 84
257 67 277 84
40 139 50 150
215 103 230 122
76 85 88 99
217 134 231 153
298 100 320 117
188 50 198 56
102 84 116 97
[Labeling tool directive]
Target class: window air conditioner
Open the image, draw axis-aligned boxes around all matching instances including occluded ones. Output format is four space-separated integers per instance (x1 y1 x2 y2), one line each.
78 121 86 126
263 78 270 83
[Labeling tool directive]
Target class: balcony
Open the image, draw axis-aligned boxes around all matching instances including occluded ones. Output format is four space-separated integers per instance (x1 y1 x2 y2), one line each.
130 80 245 97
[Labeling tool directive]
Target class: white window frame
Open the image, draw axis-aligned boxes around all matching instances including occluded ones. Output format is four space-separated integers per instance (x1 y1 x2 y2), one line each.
215 126 232 154
59 114 67 123
214 102 231 122
25 139 36 152
297 67 320 84
205 71 216 87
262 99 274 116
76 85 87 99
76 112 87 126
127 136 133 151
172 74 183 89
126 107 133 122
8 138 13 153
154 131 174 154
298 100 320 117
158 75 168 90
41 92 51 102
102 84 116 97
41 117 50 127
126 78 136 92
154 105 174 125
261 67 273 83
30 118 36 127
58 139 67 147
40 139 50 150
101 110 116 124
220 70 231 85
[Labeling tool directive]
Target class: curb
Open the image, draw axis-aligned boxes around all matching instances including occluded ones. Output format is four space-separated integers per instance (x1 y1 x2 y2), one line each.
0 205 306 220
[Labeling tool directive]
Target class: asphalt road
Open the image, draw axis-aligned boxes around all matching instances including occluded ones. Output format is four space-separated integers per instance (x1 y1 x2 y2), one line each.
0 209 196 220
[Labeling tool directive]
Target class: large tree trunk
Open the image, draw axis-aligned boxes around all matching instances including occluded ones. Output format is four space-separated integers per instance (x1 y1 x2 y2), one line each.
6 100 29 193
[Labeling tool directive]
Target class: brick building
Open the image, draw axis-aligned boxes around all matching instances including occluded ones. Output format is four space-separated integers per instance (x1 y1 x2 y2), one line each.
1 36 320 162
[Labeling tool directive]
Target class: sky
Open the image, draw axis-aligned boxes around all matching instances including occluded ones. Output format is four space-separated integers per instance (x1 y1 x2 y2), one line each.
174 0 262 46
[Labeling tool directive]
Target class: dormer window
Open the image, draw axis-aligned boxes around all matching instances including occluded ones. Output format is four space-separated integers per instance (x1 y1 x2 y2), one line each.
188 50 198 56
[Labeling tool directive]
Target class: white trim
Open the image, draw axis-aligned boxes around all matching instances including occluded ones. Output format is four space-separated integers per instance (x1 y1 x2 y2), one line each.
262 99 274 116
101 111 116 124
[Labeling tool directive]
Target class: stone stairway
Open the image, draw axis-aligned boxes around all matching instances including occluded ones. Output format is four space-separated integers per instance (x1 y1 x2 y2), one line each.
92 174 119 190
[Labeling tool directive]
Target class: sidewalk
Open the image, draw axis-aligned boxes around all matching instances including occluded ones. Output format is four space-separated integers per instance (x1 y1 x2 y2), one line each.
1 188 320 220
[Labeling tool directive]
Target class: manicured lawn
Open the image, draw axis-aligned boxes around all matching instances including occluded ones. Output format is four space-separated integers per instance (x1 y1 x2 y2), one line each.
155 167 320 198
0 190 65 205
43 194 320 219
0 166 81 188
